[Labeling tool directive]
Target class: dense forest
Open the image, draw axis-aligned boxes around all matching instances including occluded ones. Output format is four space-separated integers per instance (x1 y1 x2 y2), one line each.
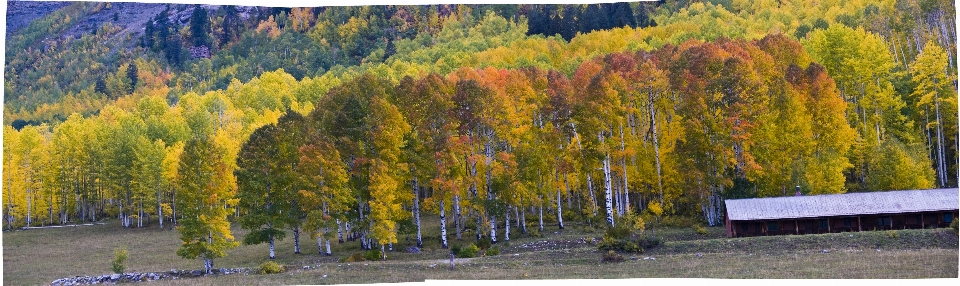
3 0 957 269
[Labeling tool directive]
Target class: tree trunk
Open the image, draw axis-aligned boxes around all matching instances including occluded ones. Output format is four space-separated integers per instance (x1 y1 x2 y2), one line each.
325 236 332 256
318 234 324 255
269 234 276 259
538 202 544 232
413 178 423 247
440 199 448 249
454 194 462 240
294 225 301 254
520 205 527 233
556 189 564 229
603 149 615 227
587 173 597 217
935 99 947 187
337 219 344 243
505 205 510 241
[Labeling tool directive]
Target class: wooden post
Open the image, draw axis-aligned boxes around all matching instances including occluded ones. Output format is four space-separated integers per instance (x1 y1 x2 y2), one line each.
857 216 861 232
449 251 455 270
795 220 798 235
921 213 924 229
827 218 831 233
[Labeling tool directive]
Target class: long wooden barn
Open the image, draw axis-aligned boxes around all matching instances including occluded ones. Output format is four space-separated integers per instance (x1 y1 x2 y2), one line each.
724 188 960 237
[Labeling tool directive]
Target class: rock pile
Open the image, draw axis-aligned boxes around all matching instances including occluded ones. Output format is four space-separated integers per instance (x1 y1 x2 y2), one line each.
51 268 251 285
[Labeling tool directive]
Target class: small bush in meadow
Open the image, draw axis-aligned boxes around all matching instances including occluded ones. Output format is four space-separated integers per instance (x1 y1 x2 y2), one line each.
528 228 542 238
111 246 128 274
601 250 624 263
258 261 284 274
886 230 899 238
364 249 383 261
693 224 709 235
950 220 958 233
484 246 500 256
457 244 479 258
476 237 492 250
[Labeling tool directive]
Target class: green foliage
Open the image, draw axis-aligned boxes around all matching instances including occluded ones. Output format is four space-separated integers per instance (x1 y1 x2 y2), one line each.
111 246 128 274
258 261 285 274
950 220 958 233
457 244 479 258
364 249 383 261
476 237 492 250
693 225 710 235
886 230 899 238
484 246 500 256
527 228 542 238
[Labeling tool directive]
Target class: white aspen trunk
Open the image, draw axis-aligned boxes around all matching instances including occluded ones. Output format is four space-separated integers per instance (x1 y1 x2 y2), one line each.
538 202 544 232
515 204 520 228
206 232 214 274
505 205 510 241
381 244 386 261
337 219 344 243
520 205 527 233
490 217 497 244
603 149 615 227
318 234 324 255
587 173 597 217
572 122 597 218
439 199 448 249
454 194 461 240
413 178 422 247
389 242 393 252
204 255 213 275
269 234 276 259
294 225 301 254
326 237 332 256
26 186 31 227
619 123 629 215
650 90 663 205
556 189 564 229
613 177 622 217
935 99 947 187
485 137 497 244
157 187 163 230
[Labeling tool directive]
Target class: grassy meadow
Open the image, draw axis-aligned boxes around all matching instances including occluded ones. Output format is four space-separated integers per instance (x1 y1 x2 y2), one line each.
3 215 958 285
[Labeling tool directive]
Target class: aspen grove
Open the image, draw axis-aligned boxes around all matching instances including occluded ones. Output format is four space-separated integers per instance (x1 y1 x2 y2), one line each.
3 1 956 268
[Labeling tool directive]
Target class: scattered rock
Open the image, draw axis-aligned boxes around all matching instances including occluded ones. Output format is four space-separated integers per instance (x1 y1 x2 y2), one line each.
406 246 422 253
821 249 830 253
696 253 703 258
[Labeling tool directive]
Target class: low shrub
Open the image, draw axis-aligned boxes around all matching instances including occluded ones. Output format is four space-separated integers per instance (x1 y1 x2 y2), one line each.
450 245 462 256
258 261 284 274
528 228 542 238
457 244 479 258
601 250 625 263
693 225 709 235
886 230 899 238
111 246 128 274
364 249 383 261
484 246 500 256
638 236 662 249
580 225 596 233
597 236 641 253
476 237 492 250
950 220 958 233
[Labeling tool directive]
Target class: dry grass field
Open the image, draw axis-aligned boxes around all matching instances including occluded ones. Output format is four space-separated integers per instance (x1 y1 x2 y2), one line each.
2 214 957 285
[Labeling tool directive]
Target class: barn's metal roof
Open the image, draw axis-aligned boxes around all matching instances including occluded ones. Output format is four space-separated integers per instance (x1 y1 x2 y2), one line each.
725 188 959 221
